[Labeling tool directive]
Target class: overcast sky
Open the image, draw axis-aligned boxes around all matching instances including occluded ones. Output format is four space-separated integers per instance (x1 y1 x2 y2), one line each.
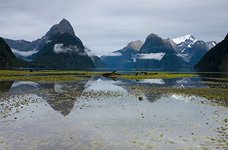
0 0 227 56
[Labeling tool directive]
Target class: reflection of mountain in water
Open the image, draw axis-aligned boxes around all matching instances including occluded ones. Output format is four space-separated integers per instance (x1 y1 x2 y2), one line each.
10 81 40 94
0 76 211 115
197 73 228 89
39 80 88 116
144 93 162 103
83 76 128 93
113 77 208 103
137 77 206 88
6 80 89 116
0 81 14 93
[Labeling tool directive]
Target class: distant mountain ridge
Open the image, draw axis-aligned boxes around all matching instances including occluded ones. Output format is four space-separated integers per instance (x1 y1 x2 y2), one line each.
3 22 222 70
101 33 217 70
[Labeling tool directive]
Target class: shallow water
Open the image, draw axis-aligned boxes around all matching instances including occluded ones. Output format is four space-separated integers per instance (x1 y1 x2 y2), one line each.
0 76 227 149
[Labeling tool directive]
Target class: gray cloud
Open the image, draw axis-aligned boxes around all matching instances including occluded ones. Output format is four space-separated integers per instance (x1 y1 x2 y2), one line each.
0 0 227 56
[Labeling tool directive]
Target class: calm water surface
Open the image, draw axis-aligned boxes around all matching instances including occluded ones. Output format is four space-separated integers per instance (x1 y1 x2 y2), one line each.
0 76 227 149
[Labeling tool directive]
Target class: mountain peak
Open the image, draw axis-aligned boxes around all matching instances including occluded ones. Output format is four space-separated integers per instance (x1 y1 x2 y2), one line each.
59 18 69 23
139 33 175 54
146 33 162 40
143 33 163 46
59 18 72 27
126 40 143 51
45 18 76 39
173 34 197 44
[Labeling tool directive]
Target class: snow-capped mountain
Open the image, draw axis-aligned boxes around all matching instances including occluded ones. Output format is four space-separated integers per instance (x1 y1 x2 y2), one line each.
173 34 198 53
172 34 217 65
173 34 197 45
172 34 217 52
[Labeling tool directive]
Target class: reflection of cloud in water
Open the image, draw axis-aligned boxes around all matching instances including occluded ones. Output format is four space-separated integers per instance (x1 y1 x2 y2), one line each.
9 81 41 94
174 78 206 88
12 81 40 88
84 79 128 93
54 84 66 93
139 79 165 84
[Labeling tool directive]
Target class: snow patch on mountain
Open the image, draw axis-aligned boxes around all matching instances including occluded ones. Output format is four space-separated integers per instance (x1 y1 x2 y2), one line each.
12 81 40 88
177 53 191 62
138 52 165 61
206 41 217 49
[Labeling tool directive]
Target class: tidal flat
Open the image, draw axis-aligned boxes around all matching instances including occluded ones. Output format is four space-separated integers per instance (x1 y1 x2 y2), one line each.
0 70 227 149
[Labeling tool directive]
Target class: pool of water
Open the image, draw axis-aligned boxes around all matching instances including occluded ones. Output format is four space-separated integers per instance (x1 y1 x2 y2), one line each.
0 76 227 149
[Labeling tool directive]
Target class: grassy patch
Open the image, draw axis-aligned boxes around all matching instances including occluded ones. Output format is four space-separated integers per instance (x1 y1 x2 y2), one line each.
116 72 197 80
0 70 104 82
0 70 103 76
0 70 198 81
0 75 82 82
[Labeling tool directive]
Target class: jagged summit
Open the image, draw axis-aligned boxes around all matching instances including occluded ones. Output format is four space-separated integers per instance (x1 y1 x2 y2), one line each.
126 40 143 51
59 18 70 25
172 34 197 44
45 18 76 39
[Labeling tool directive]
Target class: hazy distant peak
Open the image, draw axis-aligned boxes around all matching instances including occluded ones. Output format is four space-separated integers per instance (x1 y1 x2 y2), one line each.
126 40 143 51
